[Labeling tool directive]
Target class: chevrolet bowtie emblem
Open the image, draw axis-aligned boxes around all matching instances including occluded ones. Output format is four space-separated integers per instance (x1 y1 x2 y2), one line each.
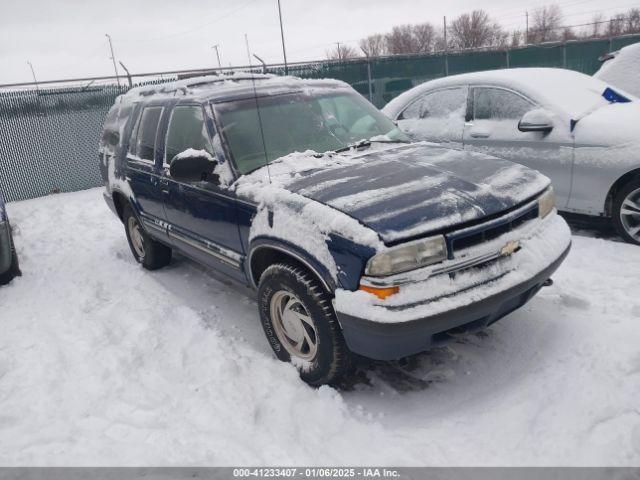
500 240 520 256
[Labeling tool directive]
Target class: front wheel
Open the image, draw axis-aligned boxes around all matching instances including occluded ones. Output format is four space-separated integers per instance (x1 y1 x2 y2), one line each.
123 205 172 270
257 263 352 386
612 179 640 245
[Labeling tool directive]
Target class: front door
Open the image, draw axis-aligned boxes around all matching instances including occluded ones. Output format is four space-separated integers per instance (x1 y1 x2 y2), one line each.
160 104 245 281
463 86 574 208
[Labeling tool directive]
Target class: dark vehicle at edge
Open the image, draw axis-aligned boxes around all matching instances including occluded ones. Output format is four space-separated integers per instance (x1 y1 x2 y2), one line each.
0 196 20 286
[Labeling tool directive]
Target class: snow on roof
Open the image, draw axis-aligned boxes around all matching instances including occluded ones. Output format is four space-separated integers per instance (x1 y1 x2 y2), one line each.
594 42 640 99
117 72 349 107
384 67 632 119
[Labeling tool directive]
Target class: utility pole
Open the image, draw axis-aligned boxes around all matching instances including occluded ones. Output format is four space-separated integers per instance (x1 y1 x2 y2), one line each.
525 11 529 44
277 0 288 74
244 34 252 65
105 34 121 87
443 16 449 76
27 61 39 91
212 44 222 68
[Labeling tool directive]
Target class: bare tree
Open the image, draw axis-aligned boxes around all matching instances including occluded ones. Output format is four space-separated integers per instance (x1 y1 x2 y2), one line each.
626 8 640 33
326 43 359 61
386 24 419 54
607 13 626 37
360 34 386 57
562 27 577 41
530 5 563 43
413 23 437 52
591 13 605 37
510 29 523 48
448 10 505 49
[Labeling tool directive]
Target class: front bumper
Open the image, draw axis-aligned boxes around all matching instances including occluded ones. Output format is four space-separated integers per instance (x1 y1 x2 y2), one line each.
334 213 572 360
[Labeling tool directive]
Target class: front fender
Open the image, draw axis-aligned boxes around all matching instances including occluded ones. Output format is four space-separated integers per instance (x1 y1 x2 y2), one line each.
247 236 337 292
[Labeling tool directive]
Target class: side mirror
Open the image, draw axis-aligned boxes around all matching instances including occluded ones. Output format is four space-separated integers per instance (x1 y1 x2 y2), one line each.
518 109 554 133
169 149 217 183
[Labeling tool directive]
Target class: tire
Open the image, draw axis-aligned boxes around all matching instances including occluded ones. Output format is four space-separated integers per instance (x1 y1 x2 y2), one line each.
0 227 20 286
612 178 640 245
123 205 172 270
257 263 352 387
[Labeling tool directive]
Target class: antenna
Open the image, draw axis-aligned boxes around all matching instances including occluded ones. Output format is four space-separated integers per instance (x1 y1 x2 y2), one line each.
245 34 272 184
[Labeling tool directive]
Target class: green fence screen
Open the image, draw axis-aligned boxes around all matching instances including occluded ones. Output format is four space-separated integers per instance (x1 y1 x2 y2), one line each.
2 34 639 202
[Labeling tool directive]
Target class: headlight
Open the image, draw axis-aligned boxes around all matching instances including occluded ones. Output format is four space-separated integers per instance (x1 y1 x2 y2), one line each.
365 235 447 277
538 187 556 219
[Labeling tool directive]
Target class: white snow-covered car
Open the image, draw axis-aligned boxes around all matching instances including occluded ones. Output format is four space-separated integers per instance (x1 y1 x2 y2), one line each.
383 68 640 245
595 42 640 99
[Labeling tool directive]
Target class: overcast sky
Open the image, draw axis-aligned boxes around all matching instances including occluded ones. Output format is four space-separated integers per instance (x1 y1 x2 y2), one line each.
0 0 636 84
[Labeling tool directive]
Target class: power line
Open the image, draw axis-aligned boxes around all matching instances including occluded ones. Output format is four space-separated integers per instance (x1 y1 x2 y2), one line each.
131 0 259 44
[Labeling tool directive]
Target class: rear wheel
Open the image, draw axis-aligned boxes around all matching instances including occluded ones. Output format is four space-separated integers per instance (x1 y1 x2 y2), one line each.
257 263 352 386
123 205 172 270
612 179 640 245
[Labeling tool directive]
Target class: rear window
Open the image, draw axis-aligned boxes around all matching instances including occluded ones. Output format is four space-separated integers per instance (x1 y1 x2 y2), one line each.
129 106 163 162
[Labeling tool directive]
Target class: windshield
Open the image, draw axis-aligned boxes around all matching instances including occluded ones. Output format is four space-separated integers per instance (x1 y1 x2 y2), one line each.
530 72 635 117
214 89 408 175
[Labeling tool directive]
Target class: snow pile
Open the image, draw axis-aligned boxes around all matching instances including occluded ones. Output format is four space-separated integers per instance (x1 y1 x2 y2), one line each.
594 42 640 99
1 189 639 465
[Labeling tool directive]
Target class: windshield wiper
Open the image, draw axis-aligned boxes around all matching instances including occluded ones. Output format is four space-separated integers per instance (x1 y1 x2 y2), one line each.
333 139 372 154
333 138 409 154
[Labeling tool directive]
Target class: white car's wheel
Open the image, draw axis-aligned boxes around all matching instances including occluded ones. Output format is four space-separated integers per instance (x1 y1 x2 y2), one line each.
613 179 640 245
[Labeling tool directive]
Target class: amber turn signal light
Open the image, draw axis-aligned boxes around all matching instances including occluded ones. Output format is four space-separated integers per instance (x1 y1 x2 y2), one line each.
358 284 400 300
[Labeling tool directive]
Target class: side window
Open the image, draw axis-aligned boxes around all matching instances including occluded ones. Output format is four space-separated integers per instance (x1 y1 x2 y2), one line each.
473 88 534 120
129 106 163 162
164 105 213 166
400 88 467 120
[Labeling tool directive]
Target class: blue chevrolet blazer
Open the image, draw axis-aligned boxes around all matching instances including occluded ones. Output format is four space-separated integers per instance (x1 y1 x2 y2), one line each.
100 74 571 386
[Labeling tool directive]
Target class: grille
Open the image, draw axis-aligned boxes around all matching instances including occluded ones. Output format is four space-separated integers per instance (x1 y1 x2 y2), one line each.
446 202 538 258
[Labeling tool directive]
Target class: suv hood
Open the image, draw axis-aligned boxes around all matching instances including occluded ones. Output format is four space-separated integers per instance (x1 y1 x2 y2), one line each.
285 143 550 244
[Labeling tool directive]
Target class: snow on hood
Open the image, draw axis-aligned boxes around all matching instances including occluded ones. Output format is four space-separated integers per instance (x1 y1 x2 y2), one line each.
235 142 549 246
594 42 640 99
574 101 640 147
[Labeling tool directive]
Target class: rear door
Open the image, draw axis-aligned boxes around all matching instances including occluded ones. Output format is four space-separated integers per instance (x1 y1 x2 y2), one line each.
160 103 245 281
125 105 168 233
463 86 574 208
396 86 468 149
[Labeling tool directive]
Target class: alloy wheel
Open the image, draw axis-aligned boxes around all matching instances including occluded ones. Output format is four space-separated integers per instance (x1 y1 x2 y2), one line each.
269 290 318 361
620 187 640 242
127 216 146 259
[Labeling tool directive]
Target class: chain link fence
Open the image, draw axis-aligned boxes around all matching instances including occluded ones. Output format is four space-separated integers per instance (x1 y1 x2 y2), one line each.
1 34 639 203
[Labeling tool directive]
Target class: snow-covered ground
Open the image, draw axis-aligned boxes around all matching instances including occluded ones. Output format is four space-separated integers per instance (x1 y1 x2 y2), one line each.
1 188 639 466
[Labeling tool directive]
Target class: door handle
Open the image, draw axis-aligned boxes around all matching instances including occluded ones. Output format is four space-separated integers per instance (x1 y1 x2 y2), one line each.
159 177 170 195
470 132 490 139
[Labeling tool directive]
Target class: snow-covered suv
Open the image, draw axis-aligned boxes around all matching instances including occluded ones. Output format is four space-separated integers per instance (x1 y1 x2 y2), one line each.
99 74 571 386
